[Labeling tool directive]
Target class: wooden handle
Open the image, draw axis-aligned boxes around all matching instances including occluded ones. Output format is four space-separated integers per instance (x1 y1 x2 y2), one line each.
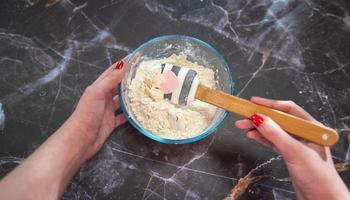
195 85 339 146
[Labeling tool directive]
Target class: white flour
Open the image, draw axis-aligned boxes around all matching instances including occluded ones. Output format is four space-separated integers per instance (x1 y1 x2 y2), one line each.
128 54 217 139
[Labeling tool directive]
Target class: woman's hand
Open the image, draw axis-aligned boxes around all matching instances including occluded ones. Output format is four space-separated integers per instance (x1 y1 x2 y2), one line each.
0 59 127 200
64 59 127 161
235 97 350 200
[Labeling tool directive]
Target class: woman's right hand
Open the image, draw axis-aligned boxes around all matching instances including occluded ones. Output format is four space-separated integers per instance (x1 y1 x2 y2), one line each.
235 97 350 200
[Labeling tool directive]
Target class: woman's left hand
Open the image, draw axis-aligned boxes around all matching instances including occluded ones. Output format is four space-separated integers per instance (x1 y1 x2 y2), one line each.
0 59 128 200
64 59 128 160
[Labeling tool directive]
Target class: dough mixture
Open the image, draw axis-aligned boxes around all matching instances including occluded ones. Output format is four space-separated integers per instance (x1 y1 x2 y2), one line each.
128 54 217 139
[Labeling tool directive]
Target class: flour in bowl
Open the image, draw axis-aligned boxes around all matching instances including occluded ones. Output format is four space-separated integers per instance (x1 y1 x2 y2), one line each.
128 54 217 139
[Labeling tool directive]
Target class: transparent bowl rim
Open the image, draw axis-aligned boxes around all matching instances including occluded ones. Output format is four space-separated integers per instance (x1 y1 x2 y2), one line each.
118 34 234 144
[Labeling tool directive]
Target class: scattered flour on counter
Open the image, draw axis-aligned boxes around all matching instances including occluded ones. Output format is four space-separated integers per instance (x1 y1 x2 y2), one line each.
128 54 217 139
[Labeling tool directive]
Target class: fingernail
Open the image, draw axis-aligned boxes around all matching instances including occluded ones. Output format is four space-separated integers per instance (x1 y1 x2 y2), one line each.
115 60 124 69
250 114 264 127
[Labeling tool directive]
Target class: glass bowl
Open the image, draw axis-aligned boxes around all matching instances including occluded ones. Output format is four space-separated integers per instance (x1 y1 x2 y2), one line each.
118 35 234 144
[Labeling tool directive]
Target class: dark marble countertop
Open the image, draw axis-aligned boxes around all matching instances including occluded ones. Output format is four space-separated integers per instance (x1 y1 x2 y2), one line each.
1 0 350 199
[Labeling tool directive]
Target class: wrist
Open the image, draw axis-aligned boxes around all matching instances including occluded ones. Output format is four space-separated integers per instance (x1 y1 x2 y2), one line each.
64 112 97 143
56 117 94 163
311 169 350 200
329 170 350 200
59 109 108 162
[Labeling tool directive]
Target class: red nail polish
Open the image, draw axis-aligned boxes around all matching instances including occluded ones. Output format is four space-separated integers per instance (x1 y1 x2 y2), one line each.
115 60 124 69
250 114 264 127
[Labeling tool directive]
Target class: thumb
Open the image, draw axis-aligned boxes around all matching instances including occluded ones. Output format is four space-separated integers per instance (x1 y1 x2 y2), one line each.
250 114 305 160
97 60 126 94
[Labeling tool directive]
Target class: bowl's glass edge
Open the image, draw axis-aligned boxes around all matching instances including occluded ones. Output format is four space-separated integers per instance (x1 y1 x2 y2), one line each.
118 35 234 144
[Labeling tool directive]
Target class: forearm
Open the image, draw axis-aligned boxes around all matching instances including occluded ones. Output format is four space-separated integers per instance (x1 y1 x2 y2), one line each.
295 182 350 200
318 170 350 200
292 166 350 200
0 117 91 200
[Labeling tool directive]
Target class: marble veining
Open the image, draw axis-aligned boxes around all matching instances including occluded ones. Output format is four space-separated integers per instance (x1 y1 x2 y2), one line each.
0 0 350 199
0 103 4 132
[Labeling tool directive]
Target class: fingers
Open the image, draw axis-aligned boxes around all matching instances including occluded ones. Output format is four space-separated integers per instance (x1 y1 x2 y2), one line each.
247 130 274 148
95 61 126 94
95 56 129 83
113 95 121 110
115 114 127 128
235 119 274 149
93 64 116 84
251 113 304 159
235 119 255 130
251 96 316 122
113 95 127 128
90 53 141 96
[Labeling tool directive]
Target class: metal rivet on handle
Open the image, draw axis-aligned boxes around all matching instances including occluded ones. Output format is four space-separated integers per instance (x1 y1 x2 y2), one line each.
322 134 329 141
